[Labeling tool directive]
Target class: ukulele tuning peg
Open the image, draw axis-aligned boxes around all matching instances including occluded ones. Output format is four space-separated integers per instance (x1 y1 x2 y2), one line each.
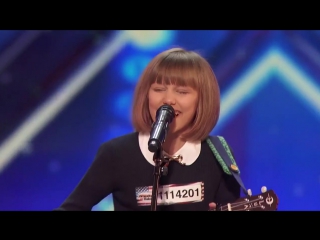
261 186 267 193
247 189 252 196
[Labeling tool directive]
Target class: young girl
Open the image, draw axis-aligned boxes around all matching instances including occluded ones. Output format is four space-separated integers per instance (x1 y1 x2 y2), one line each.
56 47 241 211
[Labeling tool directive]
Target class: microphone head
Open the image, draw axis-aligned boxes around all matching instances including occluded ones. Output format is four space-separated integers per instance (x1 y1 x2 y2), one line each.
156 104 175 122
148 105 175 153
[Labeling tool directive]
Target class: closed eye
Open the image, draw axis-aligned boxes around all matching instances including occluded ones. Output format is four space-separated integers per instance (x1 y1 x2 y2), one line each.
177 91 188 94
153 88 165 92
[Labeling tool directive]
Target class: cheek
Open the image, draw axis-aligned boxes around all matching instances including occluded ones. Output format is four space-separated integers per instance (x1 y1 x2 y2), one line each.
148 100 157 122
185 100 198 121
148 91 162 122
149 107 156 122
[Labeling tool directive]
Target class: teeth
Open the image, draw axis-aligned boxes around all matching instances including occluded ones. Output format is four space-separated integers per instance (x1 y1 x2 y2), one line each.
175 111 180 116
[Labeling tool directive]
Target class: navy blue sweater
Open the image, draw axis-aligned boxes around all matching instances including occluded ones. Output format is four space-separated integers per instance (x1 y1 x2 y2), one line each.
56 132 240 211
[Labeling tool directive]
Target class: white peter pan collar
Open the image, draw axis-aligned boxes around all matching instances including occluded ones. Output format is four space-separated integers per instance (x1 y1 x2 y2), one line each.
138 132 201 166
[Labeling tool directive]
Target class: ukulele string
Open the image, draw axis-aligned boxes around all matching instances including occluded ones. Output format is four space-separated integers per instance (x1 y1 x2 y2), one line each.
220 205 266 211
219 199 265 211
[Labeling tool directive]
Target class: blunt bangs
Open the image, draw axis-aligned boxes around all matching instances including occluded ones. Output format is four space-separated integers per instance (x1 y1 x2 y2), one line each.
150 51 201 90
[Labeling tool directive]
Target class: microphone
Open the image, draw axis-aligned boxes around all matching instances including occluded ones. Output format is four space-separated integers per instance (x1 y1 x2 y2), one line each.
148 104 175 152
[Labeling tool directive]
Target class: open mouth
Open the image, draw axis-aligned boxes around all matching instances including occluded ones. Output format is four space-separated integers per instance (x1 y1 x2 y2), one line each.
175 111 181 117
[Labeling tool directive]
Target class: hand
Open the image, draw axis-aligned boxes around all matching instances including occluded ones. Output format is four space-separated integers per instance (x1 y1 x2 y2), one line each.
208 202 217 211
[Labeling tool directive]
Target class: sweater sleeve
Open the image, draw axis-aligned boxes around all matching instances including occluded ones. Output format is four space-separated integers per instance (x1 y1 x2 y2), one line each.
54 142 117 211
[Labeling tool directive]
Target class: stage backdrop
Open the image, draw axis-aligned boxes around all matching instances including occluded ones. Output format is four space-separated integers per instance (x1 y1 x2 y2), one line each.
0 30 319 211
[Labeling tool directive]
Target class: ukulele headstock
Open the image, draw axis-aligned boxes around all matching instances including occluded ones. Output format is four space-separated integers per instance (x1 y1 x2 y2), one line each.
218 186 279 211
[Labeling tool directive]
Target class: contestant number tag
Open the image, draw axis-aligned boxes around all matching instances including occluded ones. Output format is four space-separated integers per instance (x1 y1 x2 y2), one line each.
136 182 204 206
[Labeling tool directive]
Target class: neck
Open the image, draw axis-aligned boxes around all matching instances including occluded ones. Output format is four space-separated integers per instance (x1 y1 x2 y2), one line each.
162 133 186 155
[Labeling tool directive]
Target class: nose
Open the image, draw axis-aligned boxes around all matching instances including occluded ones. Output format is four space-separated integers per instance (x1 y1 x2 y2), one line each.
163 90 176 105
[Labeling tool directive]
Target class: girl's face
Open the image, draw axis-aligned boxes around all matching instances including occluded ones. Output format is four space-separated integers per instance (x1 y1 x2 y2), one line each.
148 83 198 136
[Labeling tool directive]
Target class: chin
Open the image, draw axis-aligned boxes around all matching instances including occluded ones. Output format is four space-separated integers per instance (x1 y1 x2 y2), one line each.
167 126 185 136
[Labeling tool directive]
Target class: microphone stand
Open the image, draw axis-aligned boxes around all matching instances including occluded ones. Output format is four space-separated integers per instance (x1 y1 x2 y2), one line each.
148 104 175 211
150 145 168 211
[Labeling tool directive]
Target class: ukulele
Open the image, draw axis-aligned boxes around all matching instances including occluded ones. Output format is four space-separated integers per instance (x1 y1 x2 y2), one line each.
216 186 279 211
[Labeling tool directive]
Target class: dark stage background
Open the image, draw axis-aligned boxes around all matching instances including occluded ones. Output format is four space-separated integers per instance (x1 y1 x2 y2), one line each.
0 30 319 210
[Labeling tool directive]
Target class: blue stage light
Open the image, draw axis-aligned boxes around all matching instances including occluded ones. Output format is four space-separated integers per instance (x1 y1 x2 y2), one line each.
122 55 152 83
124 30 176 50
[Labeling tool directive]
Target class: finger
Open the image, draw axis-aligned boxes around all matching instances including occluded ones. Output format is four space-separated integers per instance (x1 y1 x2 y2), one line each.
208 202 217 211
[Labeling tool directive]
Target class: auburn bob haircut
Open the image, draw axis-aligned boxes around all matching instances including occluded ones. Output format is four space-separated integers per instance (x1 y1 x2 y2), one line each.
131 47 220 142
